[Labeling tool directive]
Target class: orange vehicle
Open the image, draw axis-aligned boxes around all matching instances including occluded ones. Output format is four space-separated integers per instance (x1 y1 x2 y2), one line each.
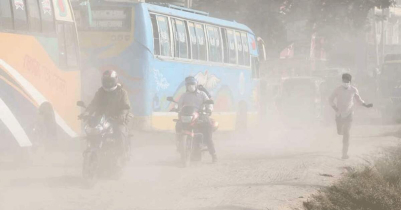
0 0 81 150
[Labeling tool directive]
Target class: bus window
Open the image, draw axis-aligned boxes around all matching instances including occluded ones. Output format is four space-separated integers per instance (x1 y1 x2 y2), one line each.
241 32 250 66
207 25 222 62
206 26 215 62
150 15 160 55
171 18 188 59
39 0 55 33
57 23 79 68
57 24 67 67
227 29 237 64
64 23 78 67
188 22 198 60
235 31 244 65
171 19 177 57
214 27 222 62
27 0 41 32
195 23 206 61
221 28 228 63
157 15 171 57
0 0 13 30
12 0 29 31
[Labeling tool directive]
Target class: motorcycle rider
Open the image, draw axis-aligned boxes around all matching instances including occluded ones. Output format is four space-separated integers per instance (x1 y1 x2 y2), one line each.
176 76 217 163
86 70 131 159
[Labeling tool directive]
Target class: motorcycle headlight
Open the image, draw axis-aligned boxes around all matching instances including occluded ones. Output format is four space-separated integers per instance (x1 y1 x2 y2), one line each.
181 116 193 123
85 124 104 135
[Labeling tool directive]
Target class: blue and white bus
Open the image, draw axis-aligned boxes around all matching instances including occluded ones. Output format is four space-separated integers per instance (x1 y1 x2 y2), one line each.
75 2 265 131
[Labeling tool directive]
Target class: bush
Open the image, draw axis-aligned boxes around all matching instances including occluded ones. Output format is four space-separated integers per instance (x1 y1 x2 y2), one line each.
304 145 401 210
375 146 401 186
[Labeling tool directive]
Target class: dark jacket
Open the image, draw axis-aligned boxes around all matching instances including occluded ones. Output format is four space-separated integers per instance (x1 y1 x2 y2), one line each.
88 84 131 124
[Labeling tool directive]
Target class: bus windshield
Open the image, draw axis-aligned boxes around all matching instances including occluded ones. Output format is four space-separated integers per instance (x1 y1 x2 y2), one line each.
379 63 401 97
382 63 401 79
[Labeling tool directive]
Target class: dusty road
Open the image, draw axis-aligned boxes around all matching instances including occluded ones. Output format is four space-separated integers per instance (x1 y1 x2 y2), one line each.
0 123 399 210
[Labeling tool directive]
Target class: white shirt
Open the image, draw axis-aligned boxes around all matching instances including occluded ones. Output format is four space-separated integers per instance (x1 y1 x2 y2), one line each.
329 85 365 118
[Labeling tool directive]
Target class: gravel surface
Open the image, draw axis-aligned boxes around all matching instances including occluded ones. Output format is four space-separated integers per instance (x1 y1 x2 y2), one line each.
0 123 399 210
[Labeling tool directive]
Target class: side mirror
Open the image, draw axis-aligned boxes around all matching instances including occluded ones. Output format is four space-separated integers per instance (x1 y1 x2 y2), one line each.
204 100 214 105
77 101 86 108
167 97 176 103
257 37 267 61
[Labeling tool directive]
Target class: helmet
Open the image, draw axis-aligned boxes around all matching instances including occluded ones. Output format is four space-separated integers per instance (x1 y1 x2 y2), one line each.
102 70 118 92
185 76 198 86
185 76 198 92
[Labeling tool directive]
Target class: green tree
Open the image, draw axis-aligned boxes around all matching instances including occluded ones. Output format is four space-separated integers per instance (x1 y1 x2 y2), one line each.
295 0 395 58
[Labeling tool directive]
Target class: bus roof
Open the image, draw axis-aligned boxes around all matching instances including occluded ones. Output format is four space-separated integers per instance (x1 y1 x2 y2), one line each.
143 3 254 34
86 1 254 33
149 3 210 16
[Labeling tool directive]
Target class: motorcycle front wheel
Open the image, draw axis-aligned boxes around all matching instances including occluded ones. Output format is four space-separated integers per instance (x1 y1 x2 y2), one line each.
192 137 202 162
180 135 192 168
110 153 124 180
82 151 98 185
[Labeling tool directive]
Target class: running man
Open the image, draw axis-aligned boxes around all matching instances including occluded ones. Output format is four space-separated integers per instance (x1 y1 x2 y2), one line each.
329 73 373 159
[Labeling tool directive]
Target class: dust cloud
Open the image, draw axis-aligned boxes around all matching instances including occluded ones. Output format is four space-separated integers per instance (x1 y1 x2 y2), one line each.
1 0 399 210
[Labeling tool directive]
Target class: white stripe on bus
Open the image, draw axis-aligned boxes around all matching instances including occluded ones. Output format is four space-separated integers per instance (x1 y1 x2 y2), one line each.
151 112 258 116
0 98 32 147
0 59 78 138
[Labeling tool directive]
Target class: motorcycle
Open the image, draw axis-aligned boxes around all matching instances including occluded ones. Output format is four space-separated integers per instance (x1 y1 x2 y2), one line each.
77 101 128 182
167 97 218 167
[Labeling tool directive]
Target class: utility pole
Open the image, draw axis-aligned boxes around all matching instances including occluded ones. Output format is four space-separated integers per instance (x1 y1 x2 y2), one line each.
186 0 192 8
374 16 380 68
381 10 386 65
381 8 390 65
375 8 389 67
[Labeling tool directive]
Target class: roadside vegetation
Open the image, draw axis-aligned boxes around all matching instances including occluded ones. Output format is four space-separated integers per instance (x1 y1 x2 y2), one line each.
304 145 401 210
